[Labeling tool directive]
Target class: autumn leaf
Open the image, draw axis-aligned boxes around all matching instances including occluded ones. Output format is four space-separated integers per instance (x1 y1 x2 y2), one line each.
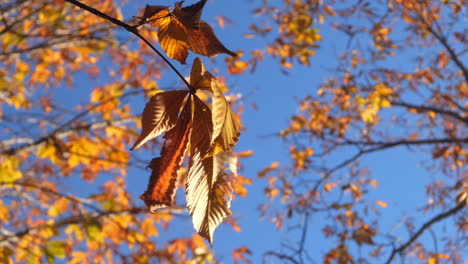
141 0 236 64
154 10 190 64
190 57 214 91
211 80 240 153
186 151 233 244
172 0 207 29
140 98 192 211
139 5 170 24
190 95 213 156
187 21 237 58
131 90 189 150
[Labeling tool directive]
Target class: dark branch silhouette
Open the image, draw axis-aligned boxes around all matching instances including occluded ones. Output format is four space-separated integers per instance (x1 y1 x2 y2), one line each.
384 200 466 264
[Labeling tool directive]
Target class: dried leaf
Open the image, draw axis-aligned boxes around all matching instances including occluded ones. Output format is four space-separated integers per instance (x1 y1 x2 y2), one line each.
140 99 192 211
132 90 188 150
140 5 170 23
190 57 214 91
173 0 207 29
186 152 232 244
187 21 237 58
190 95 213 156
211 80 240 153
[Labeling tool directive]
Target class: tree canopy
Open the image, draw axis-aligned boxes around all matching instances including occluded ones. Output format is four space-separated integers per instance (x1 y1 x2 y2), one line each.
0 0 466 263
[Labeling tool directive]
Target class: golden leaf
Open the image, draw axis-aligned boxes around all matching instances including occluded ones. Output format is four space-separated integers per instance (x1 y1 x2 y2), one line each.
140 99 192 211
186 152 232 244
211 80 240 153
132 90 189 150
142 1 236 63
190 57 214 91
156 12 190 64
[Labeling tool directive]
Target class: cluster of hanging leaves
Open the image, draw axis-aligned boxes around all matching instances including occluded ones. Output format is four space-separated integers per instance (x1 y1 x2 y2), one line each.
132 0 240 243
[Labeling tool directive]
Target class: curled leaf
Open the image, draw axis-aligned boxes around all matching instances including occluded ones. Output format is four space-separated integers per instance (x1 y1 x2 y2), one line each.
140 99 192 212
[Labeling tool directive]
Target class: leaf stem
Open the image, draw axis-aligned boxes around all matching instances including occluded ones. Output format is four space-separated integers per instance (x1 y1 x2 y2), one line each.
63 0 192 89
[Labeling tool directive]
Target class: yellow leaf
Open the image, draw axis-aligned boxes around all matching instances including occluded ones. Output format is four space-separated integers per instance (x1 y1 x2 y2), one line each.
0 157 23 183
376 200 388 208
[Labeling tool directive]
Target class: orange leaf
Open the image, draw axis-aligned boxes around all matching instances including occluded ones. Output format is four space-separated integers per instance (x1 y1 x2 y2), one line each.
140 98 192 211
132 90 189 150
156 12 190 64
187 21 237 58
376 200 388 208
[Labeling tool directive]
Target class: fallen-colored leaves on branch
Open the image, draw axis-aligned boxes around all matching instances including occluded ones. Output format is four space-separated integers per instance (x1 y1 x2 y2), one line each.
133 58 241 244
139 0 237 64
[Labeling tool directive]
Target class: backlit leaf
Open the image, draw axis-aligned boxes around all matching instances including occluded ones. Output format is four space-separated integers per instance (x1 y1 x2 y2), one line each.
211 80 240 153
186 152 232 244
173 0 207 29
140 99 193 211
187 21 237 58
190 57 214 91
132 90 189 150
156 12 190 64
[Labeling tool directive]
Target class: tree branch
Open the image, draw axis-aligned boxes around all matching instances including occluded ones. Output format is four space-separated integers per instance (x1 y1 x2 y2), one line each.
63 0 192 89
423 19 468 84
391 101 468 124
342 137 468 147
384 200 466 264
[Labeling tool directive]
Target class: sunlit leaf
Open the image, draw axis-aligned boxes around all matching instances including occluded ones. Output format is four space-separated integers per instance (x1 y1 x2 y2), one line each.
187 21 237 58
140 99 193 211
132 90 189 150
210 80 240 154
190 57 214 91
186 151 233 244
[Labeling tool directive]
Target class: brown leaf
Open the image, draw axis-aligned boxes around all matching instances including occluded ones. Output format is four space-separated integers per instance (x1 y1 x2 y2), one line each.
131 90 189 150
186 152 232 244
140 5 170 24
187 21 237 58
211 80 240 153
190 57 214 91
140 99 192 212
173 0 207 29
190 95 213 156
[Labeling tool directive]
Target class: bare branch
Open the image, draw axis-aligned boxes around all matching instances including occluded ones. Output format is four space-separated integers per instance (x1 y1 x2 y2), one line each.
384 200 467 264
